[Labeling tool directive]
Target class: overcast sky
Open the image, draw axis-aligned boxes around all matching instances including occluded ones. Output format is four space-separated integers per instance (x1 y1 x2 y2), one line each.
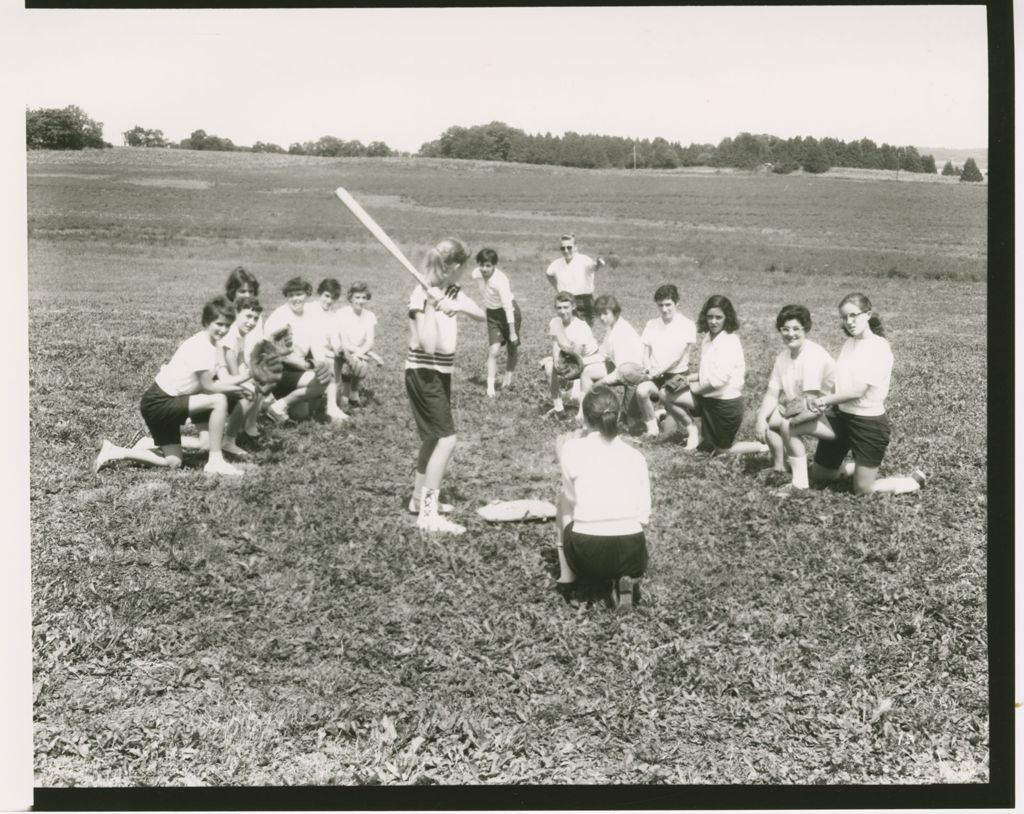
11 6 988 153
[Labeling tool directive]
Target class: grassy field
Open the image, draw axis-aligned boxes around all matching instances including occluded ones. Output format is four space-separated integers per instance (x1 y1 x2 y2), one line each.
29 148 988 787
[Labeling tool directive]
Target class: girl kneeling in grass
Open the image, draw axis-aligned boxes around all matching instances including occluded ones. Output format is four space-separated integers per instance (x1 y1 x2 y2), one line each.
406 238 485 534
554 386 651 611
676 295 768 456
753 304 837 489
801 293 925 496
94 296 252 477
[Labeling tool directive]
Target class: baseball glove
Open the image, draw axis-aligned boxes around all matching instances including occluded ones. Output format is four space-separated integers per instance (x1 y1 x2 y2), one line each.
779 395 820 425
249 339 285 395
554 349 584 381
617 362 649 386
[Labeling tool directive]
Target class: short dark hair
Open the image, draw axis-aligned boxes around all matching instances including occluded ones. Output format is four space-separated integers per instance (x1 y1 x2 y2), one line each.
775 304 811 331
654 284 679 304
317 278 342 298
282 276 312 297
234 295 263 314
697 295 739 333
201 296 236 327
476 247 499 265
554 290 576 309
593 294 621 318
347 281 371 301
225 266 259 300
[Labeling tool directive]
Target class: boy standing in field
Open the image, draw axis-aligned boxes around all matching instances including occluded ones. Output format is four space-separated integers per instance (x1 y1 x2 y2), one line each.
406 238 485 534
470 248 521 398
262 276 334 422
544 234 606 326
94 296 251 477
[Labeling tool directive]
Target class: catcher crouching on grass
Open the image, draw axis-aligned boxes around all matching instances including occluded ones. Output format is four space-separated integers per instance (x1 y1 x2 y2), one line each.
553 386 651 610
471 248 521 398
406 238 485 534
541 291 606 418
94 296 252 477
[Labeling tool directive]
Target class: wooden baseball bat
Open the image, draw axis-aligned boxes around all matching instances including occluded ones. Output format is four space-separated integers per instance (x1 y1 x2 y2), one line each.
334 187 428 289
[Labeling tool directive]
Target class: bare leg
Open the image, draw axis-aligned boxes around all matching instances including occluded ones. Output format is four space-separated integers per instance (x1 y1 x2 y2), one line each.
486 344 501 397
635 381 660 437
503 342 518 388
95 440 184 472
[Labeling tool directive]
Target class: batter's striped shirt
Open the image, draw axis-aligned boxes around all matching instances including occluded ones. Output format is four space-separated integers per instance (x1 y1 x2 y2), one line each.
406 286 458 374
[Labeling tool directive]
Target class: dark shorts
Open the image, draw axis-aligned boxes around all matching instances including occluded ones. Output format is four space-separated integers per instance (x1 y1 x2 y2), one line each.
139 382 239 447
814 410 891 470
485 302 522 346
574 294 595 326
562 522 648 582
405 367 455 442
272 368 306 399
652 372 688 394
693 393 743 451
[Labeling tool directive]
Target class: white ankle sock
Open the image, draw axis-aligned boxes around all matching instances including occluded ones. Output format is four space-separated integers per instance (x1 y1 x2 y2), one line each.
789 455 809 489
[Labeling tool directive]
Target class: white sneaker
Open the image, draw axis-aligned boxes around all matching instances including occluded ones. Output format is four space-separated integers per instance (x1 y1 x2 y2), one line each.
685 429 700 450
326 408 350 424
416 512 466 535
840 460 856 478
204 459 244 477
407 497 455 515
93 439 117 473
268 400 289 424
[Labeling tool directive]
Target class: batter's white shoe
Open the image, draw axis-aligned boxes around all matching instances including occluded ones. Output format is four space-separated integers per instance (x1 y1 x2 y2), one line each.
416 513 466 535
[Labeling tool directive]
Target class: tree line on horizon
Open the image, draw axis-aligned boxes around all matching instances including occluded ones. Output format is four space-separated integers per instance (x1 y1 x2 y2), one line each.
26 105 985 181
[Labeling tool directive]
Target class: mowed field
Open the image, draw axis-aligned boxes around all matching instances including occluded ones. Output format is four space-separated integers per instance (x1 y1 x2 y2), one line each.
28 148 988 787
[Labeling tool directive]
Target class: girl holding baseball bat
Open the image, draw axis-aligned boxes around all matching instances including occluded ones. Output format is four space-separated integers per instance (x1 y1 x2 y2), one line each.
799 293 925 496
753 304 837 489
554 385 651 611
406 238 485 534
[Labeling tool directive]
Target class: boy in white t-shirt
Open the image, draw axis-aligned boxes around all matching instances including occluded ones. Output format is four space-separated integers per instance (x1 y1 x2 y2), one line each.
262 276 333 423
544 234 607 325
471 248 521 398
332 281 381 411
94 297 252 477
541 291 607 418
636 284 698 441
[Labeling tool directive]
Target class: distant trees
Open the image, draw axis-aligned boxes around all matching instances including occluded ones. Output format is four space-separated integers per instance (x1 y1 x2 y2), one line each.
251 141 285 153
26 105 110 150
179 129 236 151
941 160 958 176
960 157 984 182
284 136 395 157
123 126 168 148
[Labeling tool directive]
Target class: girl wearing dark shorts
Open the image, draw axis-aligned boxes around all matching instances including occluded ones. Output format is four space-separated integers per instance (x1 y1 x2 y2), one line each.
676 295 767 456
554 386 651 611
806 293 925 496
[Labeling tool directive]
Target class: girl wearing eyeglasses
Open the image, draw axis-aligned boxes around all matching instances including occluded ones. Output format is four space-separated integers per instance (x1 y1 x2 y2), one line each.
803 292 925 496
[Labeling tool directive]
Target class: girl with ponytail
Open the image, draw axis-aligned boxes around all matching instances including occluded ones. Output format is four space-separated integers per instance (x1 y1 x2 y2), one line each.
553 386 651 611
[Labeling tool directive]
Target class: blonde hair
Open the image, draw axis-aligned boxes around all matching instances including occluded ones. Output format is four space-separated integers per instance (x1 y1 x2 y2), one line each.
422 238 469 286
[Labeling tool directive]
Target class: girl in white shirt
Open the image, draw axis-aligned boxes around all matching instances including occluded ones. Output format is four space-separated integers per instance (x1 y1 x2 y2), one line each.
333 282 380 410
805 293 925 495
754 304 837 490
677 295 768 456
554 386 650 611
471 248 521 398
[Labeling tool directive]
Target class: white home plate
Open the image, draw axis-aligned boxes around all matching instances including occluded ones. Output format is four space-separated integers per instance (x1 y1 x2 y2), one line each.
477 499 557 523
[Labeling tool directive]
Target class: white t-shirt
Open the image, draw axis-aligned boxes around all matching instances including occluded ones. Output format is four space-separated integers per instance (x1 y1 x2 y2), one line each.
470 267 516 315
560 432 651 535
545 253 599 295
642 314 697 376
302 302 336 361
600 317 644 368
548 316 601 363
406 286 457 373
697 331 745 399
264 303 316 360
154 330 217 397
835 334 893 416
767 339 836 406
334 305 378 353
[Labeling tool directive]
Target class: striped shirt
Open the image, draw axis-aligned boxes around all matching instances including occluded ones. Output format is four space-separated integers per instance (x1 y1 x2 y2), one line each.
406 287 457 373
